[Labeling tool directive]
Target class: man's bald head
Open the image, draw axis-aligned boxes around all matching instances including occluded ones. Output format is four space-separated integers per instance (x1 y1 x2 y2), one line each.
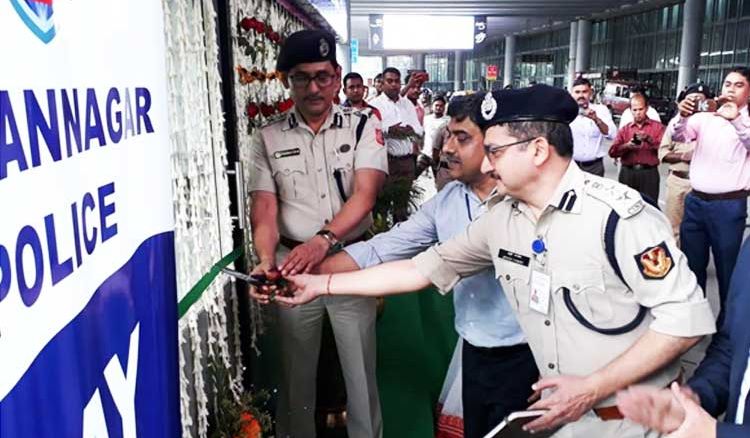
630 94 648 124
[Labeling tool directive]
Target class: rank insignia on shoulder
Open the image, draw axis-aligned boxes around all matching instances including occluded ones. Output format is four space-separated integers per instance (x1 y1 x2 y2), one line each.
584 177 644 218
273 148 301 159
634 241 674 279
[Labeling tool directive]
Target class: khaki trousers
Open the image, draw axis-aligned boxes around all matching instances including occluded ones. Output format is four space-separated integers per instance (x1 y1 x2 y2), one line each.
664 173 692 245
273 245 381 438
551 411 662 438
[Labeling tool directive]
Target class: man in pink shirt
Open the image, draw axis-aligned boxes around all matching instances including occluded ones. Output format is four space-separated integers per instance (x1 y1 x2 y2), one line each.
673 67 750 325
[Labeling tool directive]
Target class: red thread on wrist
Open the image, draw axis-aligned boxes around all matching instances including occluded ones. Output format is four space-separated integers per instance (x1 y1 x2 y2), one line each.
326 274 333 296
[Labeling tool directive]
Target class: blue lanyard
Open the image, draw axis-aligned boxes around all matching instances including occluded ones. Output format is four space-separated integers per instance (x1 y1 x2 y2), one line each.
465 193 473 222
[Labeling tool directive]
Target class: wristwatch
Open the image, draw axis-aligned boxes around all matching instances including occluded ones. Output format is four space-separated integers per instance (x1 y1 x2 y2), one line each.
315 229 343 253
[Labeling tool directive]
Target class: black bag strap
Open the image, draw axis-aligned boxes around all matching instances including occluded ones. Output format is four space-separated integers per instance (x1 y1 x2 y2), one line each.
355 113 368 147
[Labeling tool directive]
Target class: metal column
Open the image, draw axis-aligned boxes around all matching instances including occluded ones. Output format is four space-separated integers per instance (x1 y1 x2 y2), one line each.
504 35 516 88
575 19 591 74
454 50 464 91
568 21 578 89
677 0 705 96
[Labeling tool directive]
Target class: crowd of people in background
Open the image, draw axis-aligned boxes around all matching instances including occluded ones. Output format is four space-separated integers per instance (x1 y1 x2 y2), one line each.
247 29 750 438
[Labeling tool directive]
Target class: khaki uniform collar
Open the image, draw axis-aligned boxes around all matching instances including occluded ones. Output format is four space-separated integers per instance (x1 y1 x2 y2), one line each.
546 161 585 214
282 105 346 133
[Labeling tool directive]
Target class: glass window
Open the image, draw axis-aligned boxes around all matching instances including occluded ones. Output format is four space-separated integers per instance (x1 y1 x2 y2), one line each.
729 0 739 18
723 23 737 64
736 20 750 64
744 0 750 17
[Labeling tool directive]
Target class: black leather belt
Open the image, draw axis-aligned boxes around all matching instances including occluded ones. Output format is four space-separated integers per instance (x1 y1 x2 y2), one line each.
670 170 689 179
575 157 603 167
280 233 368 250
388 154 415 161
623 164 657 170
692 189 750 201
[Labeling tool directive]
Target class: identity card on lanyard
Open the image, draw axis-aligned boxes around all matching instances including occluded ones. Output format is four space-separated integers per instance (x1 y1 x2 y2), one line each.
530 237 551 315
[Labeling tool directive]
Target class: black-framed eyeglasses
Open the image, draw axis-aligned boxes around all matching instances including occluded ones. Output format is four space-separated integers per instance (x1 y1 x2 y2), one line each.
483 138 535 160
289 72 336 89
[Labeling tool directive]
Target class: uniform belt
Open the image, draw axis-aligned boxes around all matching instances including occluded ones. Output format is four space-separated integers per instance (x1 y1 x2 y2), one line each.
670 170 689 179
692 189 750 201
622 164 657 170
593 372 683 421
279 233 368 250
388 153 415 161
575 157 603 167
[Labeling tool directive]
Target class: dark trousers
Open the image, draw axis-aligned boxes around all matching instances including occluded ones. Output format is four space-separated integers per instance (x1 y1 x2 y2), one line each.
462 341 538 438
387 154 416 223
680 193 747 326
576 158 605 177
618 165 660 202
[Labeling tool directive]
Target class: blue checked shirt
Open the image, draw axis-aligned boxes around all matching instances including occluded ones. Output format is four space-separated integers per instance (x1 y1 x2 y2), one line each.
345 181 525 347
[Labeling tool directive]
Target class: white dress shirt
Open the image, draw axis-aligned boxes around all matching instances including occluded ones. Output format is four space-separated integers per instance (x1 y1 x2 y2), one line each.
736 349 750 424
370 94 424 157
422 114 449 155
570 103 617 162
619 106 662 128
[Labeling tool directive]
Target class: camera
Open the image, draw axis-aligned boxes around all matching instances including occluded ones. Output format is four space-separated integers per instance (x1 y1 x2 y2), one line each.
631 133 643 146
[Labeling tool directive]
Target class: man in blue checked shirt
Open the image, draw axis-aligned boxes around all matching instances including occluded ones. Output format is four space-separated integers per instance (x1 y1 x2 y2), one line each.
316 94 539 438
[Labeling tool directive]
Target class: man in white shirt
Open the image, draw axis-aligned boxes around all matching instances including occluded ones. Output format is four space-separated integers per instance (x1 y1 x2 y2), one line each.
422 96 449 156
370 67 424 221
569 78 617 176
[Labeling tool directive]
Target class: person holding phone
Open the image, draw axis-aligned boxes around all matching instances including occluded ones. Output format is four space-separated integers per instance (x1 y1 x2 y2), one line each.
671 67 750 327
569 78 617 177
609 94 665 201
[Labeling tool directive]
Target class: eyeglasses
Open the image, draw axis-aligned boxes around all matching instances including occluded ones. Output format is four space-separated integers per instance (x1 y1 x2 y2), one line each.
483 138 535 161
289 72 336 89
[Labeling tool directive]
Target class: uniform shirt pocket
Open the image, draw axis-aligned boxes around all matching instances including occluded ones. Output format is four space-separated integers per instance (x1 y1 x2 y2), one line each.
496 263 531 314
553 269 613 324
271 156 308 200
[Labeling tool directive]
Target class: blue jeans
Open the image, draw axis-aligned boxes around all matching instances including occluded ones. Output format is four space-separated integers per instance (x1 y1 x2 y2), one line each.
680 193 747 325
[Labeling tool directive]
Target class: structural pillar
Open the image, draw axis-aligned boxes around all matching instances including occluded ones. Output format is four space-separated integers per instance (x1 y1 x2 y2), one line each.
568 21 578 89
503 35 516 88
454 50 464 91
414 53 426 70
575 19 591 74
381 55 388 70
337 43 351 74
677 0 705 96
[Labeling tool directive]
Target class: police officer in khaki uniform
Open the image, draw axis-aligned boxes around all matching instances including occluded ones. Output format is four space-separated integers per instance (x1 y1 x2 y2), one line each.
280 85 716 437
247 30 387 438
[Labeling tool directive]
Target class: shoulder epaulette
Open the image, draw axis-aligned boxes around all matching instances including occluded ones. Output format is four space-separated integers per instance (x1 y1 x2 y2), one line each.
259 112 289 130
583 175 645 219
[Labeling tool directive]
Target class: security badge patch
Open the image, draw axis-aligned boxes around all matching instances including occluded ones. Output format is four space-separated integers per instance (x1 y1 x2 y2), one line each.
481 92 497 120
634 241 674 279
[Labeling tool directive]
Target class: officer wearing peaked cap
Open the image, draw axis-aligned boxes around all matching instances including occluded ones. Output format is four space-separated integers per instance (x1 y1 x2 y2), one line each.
280 85 716 438
247 29 387 438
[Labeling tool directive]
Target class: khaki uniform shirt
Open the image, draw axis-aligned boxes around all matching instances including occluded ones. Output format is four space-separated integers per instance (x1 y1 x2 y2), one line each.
659 117 694 173
248 105 388 243
414 163 715 406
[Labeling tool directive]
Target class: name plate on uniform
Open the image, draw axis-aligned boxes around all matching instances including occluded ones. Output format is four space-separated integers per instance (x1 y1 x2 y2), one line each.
273 148 301 159
498 249 530 267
